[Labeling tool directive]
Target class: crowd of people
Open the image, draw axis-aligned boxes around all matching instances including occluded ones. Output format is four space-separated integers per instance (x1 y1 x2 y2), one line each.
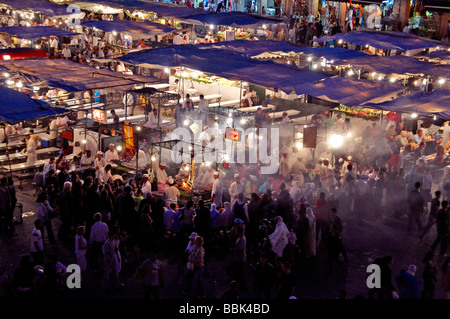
1 108 450 299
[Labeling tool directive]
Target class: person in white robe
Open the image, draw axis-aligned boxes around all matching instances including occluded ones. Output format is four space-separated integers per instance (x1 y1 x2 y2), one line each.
155 162 168 185
305 207 316 258
211 171 223 208
268 216 290 258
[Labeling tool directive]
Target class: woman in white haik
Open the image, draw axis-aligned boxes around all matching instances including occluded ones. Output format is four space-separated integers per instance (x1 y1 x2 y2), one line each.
305 207 316 258
22 134 38 165
269 216 290 258
75 226 87 281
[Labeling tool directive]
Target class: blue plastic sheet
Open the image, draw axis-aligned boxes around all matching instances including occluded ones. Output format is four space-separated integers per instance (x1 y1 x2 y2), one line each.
0 26 78 39
0 86 69 124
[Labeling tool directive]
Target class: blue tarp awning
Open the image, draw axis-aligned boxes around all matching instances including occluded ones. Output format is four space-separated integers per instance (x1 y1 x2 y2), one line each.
424 50 450 61
179 11 285 27
366 89 450 120
0 26 79 40
196 40 368 61
339 54 450 77
314 31 441 51
292 76 405 106
0 86 69 124
82 20 175 35
118 45 327 94
0 0 70 16
0 58 163 92
90 0 210 18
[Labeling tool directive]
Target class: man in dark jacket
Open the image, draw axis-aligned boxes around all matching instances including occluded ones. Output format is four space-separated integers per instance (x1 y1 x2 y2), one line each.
419 191 441 240
431 200 449 256
407 182 424 234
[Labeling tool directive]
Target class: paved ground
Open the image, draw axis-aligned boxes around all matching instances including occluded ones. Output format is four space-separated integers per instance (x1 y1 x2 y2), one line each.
0 176 448 300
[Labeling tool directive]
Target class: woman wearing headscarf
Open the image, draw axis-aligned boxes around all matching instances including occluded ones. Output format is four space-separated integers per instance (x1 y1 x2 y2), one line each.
220 202 234 233
268 216 290 258
305 207 316 258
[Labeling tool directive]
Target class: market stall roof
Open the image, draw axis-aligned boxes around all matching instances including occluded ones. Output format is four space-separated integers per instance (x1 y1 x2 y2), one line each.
0 85 70 124
292 76 405 107
313 30 441 51
0 58 164 92
178 11 285 27
0 26 79 40
366 89 450 120
423 50 450 61
85 0 210 18
68 1 123 14
118 45 327 94
196 40 368 61
338 54 450 78
82 19 176 35
0 0 70 16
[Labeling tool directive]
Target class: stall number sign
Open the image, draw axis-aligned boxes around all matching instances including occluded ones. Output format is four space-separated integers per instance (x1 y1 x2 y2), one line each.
92 108 107 124
225 127 240 141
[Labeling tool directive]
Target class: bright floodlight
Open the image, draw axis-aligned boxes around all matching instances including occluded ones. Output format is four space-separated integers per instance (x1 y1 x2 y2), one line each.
209 24 214 29
136 126 141 131
206 161 211 166
82 139 87 144
307 57 312 62
433 115 437 120
183 120 189 126
185 166 189 171
296 142 302 149
164 68 169 73
151 155 156 161
347 70 354 76
240 119 246 124
338 39 343 44
227 118 233 125
116 145 122 151
329 134 343 148
411 113 418 118
112 31 117 36
438 78 446 85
